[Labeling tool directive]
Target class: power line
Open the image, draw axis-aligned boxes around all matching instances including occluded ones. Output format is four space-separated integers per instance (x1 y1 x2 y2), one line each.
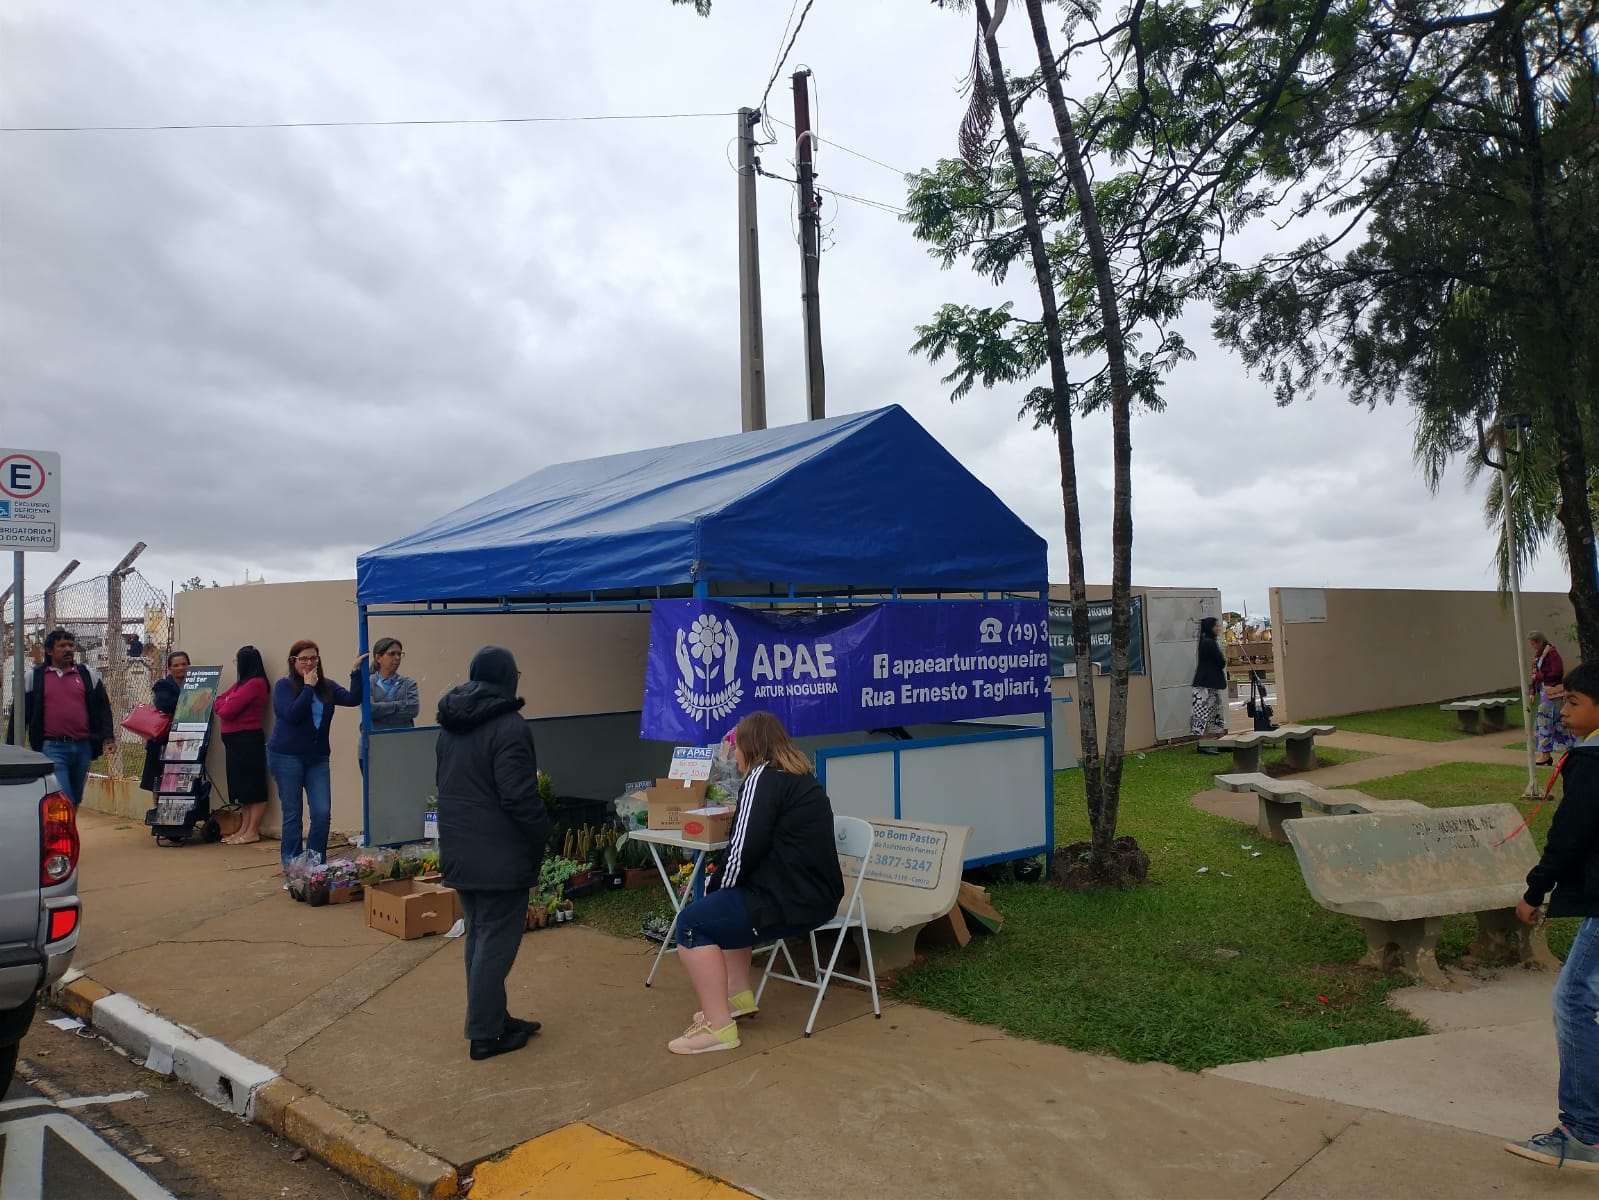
819 185 904 216
0 110 737 134
758 0 819 113
770 116 906 176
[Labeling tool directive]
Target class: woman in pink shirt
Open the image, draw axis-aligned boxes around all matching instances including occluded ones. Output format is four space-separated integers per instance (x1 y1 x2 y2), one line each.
215 645 271 845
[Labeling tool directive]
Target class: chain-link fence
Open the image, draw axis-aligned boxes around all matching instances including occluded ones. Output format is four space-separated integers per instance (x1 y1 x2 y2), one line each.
3 569 174 779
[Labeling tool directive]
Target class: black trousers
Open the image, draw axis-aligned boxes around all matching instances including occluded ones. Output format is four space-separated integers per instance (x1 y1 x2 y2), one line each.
457 888 529 1041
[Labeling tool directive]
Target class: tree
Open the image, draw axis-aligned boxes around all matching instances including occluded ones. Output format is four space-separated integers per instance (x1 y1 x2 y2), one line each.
1212 3 1599 656
912 0 1352 880
179 576 205 592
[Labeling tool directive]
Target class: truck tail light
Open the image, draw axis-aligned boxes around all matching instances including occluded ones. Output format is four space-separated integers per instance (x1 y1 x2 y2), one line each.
41 791 79 885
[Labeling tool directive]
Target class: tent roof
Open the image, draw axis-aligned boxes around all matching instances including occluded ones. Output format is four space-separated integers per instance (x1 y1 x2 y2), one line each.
356 405 1047 604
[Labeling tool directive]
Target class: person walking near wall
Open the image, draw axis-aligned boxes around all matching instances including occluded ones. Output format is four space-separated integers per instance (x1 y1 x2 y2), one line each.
266 639 361 871
215 645 271 845
1190 617 1229 753
435 646 549 1062
1530 632 1577 767
139 650 189 794
24 628 114 806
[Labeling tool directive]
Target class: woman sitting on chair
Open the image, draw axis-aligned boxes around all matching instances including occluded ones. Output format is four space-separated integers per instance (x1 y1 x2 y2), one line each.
667 711 844 1056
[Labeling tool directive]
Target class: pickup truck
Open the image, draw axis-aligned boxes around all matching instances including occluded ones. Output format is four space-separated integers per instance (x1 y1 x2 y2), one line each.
0 743 82 1093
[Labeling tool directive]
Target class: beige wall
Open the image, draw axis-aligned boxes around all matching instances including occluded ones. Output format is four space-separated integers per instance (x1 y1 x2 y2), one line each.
1270 586 1576 720
170 580 651 835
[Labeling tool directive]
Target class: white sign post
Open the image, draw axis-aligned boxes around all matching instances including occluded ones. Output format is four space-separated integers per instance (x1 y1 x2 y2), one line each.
1 449 61 745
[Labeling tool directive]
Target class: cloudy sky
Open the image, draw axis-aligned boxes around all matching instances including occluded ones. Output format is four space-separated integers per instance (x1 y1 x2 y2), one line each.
0 0 1569 621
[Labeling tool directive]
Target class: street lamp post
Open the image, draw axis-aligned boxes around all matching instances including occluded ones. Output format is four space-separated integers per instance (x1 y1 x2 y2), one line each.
1480 411 1540 800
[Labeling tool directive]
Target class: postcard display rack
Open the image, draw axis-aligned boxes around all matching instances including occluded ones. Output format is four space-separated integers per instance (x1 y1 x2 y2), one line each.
145 665 223 845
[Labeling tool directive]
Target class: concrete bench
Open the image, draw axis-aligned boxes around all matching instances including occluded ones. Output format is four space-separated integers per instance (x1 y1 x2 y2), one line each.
1199 724 1336 774
1439 696 1517 735
1213 772 1426 842
1284 804 1560 987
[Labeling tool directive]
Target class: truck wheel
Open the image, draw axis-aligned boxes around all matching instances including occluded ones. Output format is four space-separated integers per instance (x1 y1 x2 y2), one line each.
0 1042 17 1096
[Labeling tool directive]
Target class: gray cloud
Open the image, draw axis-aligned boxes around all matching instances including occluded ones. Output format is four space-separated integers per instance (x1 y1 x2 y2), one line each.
0 0 1565 618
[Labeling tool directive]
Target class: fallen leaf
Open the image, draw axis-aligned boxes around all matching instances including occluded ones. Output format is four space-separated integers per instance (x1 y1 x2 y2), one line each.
291 1148 307 1163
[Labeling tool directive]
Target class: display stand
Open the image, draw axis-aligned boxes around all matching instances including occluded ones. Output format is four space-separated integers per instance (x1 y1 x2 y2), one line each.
143 665 222 846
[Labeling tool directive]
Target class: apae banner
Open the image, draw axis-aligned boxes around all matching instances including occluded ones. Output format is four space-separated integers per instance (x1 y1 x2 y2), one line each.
642 599 1050 742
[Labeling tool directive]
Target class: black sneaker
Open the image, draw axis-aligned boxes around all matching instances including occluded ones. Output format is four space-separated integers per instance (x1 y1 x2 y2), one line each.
469 1027 531 1061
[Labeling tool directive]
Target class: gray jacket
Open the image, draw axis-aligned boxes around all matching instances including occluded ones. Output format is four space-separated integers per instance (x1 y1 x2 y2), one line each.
367 672 420 729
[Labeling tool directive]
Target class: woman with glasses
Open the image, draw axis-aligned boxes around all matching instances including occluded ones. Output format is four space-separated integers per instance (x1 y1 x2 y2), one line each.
361 637 420 730
266 639 362 872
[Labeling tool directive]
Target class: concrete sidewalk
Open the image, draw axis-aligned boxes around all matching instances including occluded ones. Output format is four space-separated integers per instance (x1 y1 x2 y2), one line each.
57 810 1583 1199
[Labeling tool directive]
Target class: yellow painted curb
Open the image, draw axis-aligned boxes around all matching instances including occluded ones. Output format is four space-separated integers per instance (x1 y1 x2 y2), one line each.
468 1122 751 1200
281 1092 459 1200
56 976 112 1021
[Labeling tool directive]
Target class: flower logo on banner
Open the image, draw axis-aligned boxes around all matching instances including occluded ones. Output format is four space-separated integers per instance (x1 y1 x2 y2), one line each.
674 611 743 727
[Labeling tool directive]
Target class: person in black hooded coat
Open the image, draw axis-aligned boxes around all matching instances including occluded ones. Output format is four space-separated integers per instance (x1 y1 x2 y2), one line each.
435 645 550 1061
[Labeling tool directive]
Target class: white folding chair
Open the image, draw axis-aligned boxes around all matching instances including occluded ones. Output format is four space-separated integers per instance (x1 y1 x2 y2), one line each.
754 815 882 1037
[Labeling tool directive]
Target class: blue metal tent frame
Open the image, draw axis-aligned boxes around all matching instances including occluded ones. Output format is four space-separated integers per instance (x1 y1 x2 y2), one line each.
354 406 1055 864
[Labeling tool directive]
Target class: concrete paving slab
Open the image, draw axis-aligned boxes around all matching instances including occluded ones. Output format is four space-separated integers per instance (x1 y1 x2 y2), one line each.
283 925 881 1166
1192 788 1255 825
91 933 384 1047
1389 969 1556 1032
1207 1021 1557 1139
1268 1111 1594 1198
594 1006 1361 1200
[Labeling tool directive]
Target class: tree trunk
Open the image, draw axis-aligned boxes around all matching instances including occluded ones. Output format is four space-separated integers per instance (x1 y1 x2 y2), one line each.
972 0 1104 822
1023 0 1135 877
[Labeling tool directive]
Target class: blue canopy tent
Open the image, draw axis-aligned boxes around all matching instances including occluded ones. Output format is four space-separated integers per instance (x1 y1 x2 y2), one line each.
355 405 1055 859
358 405 1045 602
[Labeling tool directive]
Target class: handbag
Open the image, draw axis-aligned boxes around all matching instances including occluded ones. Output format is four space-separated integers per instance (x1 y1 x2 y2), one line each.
122 703 173 741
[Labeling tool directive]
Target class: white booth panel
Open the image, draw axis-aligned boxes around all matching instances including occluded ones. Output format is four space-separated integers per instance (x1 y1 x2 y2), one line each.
898 734 1046 861
818 752 898 822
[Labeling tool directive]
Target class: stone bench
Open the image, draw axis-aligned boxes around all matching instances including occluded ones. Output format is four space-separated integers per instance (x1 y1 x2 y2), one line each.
1439 696 1517 735
1199 724 1336 774
1213 772 1427 842
1283 804 1559 987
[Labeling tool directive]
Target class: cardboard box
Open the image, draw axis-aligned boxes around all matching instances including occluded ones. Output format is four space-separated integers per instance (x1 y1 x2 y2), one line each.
679 806 735 845
365 879 460 940
646 777 710 829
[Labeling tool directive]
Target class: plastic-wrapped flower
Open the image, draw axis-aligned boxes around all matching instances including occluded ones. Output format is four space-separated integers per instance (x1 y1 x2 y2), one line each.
688 614 725 665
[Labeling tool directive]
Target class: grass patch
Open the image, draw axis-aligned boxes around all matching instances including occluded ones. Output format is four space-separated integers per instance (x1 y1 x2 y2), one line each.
1309 699 1524 743
575 882 666 940
893 746 1427 1072
1351 761 1578 961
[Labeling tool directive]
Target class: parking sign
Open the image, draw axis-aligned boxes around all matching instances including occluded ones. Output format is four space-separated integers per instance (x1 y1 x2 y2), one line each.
0 449 61 551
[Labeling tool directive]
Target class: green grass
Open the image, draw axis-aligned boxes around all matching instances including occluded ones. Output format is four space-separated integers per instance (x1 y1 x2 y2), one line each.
893 746 1427 1072
577 881 668 940
1307 699 1524 742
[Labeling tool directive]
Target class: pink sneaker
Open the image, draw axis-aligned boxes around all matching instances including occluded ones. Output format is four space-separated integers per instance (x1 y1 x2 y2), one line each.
667 1017 740 1055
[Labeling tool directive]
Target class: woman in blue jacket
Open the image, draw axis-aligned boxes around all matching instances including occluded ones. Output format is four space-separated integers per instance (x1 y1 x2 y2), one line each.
267 638 361 871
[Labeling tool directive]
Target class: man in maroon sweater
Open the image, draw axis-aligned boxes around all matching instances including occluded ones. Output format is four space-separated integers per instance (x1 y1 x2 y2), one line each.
23 629 113 806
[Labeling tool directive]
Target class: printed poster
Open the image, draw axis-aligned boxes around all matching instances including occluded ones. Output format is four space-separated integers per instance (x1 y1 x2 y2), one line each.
171 665 222 732
643 599 1049 742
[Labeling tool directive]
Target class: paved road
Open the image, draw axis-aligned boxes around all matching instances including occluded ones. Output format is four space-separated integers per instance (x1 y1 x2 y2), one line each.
5 1012 375 1199
1 1074 173 1199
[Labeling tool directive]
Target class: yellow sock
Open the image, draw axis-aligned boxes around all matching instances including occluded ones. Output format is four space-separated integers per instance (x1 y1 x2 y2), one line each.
729 989 757 1014
713 1021 740 1046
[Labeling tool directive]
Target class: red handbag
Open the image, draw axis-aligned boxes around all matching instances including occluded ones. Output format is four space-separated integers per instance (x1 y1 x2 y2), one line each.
122 703 172 741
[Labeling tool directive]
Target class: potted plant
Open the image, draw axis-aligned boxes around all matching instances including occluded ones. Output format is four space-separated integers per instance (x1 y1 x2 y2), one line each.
617 835 656 889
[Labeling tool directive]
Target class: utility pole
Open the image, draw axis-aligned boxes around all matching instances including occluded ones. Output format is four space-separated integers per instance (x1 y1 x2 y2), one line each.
736 107 767 432
792 71 826 421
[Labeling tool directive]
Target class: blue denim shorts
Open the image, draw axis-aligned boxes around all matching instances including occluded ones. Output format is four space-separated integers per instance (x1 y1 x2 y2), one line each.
675 887 815 950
